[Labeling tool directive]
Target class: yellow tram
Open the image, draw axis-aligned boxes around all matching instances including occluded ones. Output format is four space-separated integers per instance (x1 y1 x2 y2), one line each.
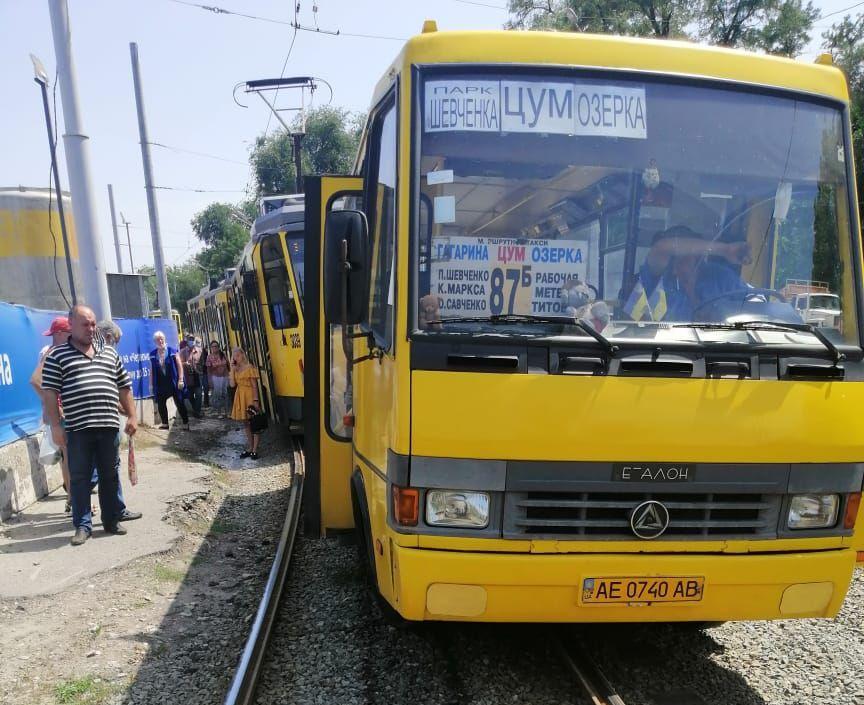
187 197 306 424
303 25 864 623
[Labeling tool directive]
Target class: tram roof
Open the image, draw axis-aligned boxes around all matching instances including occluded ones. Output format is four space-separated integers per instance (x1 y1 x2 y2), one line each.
371 29 850 106
250 204 305 242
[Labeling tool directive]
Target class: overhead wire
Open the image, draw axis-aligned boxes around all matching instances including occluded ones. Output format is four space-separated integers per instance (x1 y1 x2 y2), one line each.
148 141 249 165
263 1 300 140
162 0 405 39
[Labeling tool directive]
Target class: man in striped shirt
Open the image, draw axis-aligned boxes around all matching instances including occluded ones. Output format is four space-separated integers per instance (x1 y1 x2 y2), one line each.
42 305 138 545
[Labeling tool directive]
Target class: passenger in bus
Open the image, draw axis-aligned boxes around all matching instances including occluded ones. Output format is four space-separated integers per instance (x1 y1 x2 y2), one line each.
229 347 262 460
623 225 752 322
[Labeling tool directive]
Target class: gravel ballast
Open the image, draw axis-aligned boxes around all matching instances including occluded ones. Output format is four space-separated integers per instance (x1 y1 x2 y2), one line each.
256 533 864 705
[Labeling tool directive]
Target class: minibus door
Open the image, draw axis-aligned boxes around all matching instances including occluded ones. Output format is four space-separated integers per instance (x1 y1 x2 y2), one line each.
303 175 364 537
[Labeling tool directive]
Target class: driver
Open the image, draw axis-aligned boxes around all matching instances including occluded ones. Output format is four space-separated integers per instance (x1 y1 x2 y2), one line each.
623 225 751 322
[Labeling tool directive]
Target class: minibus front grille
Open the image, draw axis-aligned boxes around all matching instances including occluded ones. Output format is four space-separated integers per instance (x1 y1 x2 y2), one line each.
504 491 781 540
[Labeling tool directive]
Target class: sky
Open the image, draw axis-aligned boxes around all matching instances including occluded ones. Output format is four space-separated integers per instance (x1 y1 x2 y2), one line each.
0 0 859 275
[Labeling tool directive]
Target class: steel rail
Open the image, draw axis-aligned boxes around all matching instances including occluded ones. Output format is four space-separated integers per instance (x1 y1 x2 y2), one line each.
223 438 305 705
556 639 626 705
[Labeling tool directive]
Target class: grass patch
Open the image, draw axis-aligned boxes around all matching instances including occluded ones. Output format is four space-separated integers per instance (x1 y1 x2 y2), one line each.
54 676 112 704
153 564 186 582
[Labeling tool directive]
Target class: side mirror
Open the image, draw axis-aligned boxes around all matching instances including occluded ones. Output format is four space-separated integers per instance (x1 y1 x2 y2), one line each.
324 209 369 324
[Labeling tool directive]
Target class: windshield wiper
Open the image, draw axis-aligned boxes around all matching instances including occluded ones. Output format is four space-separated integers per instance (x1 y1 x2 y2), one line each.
432 314 619 356
672 320 844 364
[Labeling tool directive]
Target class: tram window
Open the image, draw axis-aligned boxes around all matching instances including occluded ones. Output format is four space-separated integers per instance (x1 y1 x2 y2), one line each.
260 234 299 329
367 103 397 350
284 236 305 302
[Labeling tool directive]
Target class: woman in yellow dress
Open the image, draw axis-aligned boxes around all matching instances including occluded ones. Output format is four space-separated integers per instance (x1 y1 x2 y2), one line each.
228 347 261 459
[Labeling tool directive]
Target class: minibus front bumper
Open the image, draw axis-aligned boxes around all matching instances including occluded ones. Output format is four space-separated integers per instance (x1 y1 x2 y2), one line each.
387 543 857 622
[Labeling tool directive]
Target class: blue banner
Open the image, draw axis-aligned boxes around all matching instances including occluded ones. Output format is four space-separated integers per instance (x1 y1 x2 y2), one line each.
0 302 178 448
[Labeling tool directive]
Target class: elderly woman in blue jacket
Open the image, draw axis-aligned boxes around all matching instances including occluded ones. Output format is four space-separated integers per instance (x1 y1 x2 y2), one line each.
150 331 189 430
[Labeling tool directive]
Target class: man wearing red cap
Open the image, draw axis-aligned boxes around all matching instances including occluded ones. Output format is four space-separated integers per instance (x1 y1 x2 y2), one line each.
30 316 73 511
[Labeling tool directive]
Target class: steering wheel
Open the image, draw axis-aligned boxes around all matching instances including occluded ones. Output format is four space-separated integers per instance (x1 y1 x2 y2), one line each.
691 287 788 319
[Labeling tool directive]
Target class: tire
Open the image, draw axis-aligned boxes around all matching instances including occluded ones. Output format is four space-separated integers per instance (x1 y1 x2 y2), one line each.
350 471 408 628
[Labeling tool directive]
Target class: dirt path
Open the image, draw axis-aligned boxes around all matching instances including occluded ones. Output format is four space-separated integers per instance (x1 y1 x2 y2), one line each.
0 414 294 705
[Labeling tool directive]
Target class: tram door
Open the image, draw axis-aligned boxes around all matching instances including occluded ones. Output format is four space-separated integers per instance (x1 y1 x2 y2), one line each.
303 176 363 537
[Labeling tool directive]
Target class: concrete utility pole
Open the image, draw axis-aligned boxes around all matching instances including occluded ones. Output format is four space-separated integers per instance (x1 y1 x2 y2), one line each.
107 184 123 273
129 42 171 315
48 0 111 318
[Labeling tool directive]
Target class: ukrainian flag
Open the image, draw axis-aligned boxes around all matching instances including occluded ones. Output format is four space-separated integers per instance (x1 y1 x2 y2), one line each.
624 278 668 321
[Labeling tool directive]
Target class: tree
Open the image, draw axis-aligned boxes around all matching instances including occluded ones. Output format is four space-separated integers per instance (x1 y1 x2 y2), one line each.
506 0 694 38
250 105 365 197
699 0 818 55
138 263 207 313
823 13 863 225
506 0 819 57
190 201 254 277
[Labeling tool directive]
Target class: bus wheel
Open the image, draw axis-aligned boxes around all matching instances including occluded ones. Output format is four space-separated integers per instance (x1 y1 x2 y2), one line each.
350 472 376 583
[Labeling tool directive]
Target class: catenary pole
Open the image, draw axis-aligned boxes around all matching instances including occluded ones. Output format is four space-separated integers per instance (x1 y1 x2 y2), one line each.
48 0 111 318
292 133 304 193
107 184 123 273
129 42 171 315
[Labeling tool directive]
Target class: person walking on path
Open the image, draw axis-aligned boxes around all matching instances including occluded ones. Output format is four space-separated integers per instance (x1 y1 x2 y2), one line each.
149 331 188 430
228 347 261 459
97 320 142 523
205 341 229 418
42 305 138 546
29 317 73 513
181 342 204 418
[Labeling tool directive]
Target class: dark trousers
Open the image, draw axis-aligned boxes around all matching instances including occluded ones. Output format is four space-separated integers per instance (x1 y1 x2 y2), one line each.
187 385 203 417
156 389 188 425
89 458 126 514
67 428 122 533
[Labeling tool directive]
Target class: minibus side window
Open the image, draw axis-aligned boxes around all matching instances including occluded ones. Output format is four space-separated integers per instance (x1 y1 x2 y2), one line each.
367 104 397 350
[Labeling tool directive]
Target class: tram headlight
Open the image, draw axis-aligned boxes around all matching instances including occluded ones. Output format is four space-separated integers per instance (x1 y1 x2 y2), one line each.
787 494 839 529
426 490 490 528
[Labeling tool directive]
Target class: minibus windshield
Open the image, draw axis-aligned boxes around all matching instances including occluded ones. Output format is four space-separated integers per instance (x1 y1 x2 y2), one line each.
413 70 858 348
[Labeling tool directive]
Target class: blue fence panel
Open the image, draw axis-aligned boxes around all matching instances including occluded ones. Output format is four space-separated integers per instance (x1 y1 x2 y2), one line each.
116 318 179 399
0 302 177 448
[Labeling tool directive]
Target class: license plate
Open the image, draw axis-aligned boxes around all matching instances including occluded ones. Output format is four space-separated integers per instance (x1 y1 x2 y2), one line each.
581 576 704 604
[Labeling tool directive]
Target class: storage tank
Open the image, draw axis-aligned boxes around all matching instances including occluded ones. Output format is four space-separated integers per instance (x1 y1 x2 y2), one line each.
0 186 80 310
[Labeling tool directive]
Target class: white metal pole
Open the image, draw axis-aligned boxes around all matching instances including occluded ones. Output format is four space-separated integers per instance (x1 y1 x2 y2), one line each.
129 42 172 316
47 0 111 318
107 183 123 273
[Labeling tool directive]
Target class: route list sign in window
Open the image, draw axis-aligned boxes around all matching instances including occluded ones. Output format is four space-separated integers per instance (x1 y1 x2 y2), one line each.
429 236 588 316
424 79 648 139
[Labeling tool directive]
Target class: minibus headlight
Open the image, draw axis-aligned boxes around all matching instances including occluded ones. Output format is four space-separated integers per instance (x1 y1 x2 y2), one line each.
426 490 489 528
787 494 839 529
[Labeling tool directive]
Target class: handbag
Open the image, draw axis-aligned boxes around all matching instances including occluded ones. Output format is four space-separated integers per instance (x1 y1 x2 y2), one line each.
247 406 268 433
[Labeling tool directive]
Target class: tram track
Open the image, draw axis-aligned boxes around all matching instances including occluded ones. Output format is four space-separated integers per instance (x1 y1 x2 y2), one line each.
223 436 304 705
556 637 627 705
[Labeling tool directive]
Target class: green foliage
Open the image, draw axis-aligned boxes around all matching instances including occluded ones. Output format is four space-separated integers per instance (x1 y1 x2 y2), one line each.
507 0 819 56
823 13 863 224
250 105 365 197
138 262 207 312
506 0 694 37
697 0 819 54
189 201 251 279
